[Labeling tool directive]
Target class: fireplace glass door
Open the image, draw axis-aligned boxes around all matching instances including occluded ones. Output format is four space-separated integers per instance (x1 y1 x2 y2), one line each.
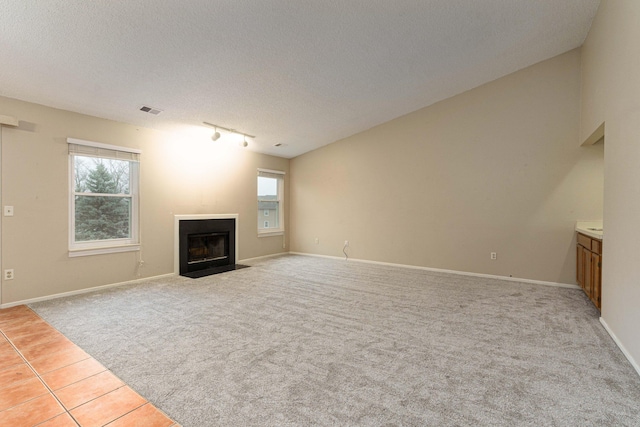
187 232 228 265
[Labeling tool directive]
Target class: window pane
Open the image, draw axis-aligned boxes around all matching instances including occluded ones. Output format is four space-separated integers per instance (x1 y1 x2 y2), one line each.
258 202 279 229
75 156 131 194
75 196 131 241
258 176 278 197
257 174 282 231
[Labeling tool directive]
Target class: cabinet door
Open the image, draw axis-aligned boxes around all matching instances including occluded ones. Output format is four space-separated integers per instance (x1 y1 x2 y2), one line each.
584 246 592 299
577 245 585 289
591 252 602 310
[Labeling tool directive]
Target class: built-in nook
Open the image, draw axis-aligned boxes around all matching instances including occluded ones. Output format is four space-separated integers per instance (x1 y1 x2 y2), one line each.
174 214 248 278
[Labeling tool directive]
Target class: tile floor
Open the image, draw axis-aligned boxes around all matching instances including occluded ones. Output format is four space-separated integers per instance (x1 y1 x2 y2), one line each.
0 305 179 426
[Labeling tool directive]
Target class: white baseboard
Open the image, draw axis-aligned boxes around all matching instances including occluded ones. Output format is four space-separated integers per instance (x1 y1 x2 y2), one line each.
600 317 640 378
238 252 289 264
3 251 578 307
0 273 176 309
288 251 579 289
1 251 286 309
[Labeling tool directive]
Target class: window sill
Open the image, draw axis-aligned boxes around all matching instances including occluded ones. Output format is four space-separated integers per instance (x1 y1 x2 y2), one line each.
258 230 284 237
69 244 140 258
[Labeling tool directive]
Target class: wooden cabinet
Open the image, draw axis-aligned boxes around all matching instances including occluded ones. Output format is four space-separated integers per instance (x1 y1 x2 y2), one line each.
576 232 602 310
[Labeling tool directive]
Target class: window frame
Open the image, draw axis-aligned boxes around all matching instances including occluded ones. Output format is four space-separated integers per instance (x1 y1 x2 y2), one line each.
68 138 141 257
257 168 285 237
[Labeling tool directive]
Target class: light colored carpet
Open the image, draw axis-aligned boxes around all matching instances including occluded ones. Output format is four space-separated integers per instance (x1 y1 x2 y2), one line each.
30 255 640 426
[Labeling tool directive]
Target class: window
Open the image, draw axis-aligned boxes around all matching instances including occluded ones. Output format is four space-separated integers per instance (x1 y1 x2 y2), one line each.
68 138 140 256
258 168 284 236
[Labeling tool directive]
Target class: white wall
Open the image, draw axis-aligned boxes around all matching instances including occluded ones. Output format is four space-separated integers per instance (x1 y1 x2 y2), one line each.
0 96 289 304
290 49 604 285
580 0 640 370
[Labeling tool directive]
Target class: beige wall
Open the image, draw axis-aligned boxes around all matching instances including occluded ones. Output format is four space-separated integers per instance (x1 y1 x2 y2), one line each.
581 0 640 368
290 49 603 285
0 96 288 304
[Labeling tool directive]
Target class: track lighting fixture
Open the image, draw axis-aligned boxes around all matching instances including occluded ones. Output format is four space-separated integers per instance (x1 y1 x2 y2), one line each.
203 121 254 147
211 127 221 141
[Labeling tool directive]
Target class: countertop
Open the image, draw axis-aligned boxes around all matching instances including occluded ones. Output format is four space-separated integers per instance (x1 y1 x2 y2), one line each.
576 221 603 240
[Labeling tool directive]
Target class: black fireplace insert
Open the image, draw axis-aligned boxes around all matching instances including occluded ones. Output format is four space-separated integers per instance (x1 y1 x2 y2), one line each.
178 218 247 278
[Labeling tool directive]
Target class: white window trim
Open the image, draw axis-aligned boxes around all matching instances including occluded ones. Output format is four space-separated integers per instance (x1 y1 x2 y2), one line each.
67 138 142 154
258 230 285 237
257 169 285 237
69 244 140 258
68 138 141 257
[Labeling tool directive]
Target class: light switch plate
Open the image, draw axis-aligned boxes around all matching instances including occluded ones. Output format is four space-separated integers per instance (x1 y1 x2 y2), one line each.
3 206 14 216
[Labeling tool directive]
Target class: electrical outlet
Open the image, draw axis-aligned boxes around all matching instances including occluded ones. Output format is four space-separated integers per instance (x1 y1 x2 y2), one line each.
344 240 349 247
4 269 14 280
490 252 497 260
3 206 14 216
315 237 319 244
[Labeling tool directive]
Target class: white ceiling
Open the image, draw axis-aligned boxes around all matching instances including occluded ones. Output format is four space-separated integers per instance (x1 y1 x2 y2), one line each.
1 1 600 158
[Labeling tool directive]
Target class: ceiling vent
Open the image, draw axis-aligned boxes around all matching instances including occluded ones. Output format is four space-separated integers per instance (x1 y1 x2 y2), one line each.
139 105 163 115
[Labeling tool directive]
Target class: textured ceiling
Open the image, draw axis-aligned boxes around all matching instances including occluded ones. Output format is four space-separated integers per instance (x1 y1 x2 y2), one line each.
0 1 600 158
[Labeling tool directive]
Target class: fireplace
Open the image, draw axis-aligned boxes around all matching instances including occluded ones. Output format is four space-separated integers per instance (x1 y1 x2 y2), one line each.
175 215 247 278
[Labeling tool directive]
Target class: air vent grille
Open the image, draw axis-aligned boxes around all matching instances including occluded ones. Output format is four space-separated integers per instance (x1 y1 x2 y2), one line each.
139 105 163 115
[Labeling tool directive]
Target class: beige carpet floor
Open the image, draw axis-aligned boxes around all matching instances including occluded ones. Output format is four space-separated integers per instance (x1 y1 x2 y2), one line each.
31 254 640 426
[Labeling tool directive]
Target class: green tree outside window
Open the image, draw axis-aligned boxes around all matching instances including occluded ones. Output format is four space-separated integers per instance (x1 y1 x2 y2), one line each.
74 157 132 242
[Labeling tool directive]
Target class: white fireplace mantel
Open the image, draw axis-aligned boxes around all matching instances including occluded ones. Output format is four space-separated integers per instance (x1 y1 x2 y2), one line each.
174 214 239 275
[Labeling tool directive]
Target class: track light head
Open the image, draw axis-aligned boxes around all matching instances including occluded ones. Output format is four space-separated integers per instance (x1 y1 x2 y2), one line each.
203 122 254 145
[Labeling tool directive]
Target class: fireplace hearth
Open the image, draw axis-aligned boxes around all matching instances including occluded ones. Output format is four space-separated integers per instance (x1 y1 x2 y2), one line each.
177 216 248 278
